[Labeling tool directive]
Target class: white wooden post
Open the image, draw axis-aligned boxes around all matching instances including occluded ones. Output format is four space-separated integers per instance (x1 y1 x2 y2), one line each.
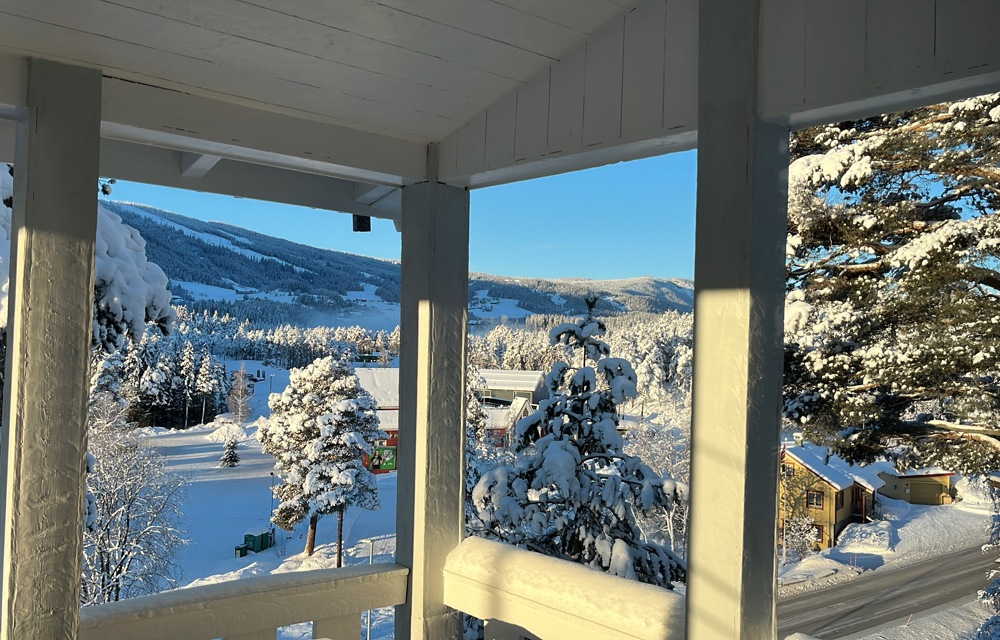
0 59 102 640
396 181 469 640
685 0 789 637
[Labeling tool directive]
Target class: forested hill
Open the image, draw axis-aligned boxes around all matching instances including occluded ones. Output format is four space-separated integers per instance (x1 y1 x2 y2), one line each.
104 200 693 323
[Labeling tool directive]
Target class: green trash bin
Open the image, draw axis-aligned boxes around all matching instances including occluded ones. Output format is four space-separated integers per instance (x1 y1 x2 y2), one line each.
235 544 248 558
260 530 271 550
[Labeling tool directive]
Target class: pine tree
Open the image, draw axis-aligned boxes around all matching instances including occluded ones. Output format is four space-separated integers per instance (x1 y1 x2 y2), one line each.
180 341 197 428
195 347 219 425
227 364 252 426
219 436 240 468
471 296 686 588
258 356 384 559
784 93 1000 472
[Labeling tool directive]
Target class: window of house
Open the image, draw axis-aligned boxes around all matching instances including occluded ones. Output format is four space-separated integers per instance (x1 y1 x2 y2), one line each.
836 490 844 510
781 463 795 477
807 490 824 509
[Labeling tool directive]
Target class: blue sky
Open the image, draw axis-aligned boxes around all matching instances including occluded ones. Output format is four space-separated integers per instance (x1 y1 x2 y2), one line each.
106 150 696 280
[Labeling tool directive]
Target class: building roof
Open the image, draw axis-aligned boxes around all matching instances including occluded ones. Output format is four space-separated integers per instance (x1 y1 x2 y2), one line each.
878 467 955 478
479 369 545 393
355 367 399 408
784 445 854 492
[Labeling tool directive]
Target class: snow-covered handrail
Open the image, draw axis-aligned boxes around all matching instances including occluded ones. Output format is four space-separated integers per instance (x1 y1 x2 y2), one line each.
78 563 408 640
443 537 684 640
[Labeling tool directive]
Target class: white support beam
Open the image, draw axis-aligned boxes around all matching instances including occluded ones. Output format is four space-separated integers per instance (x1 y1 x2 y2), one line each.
0 59 102 640
178 151 222 178
353 183 397 207
396 182 469 640
0 119 13 165
100 139 401 221
102 77 427 186
685 0 788 637
0 54 26 118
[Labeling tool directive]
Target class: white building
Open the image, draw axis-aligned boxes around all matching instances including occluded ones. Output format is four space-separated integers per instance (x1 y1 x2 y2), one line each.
0 2 997 639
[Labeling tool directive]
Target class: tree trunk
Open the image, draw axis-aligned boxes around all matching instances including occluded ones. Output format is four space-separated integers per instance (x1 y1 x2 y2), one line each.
337 507 344 568
306 513 318 556
201 397 207 425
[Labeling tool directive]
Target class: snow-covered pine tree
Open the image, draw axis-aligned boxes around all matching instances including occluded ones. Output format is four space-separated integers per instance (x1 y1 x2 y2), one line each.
219 436 240 468
195 347 219 425
258 355 384 559
472 296 686 588
783 93 1000 472
180 340 196 428
227 363 252 426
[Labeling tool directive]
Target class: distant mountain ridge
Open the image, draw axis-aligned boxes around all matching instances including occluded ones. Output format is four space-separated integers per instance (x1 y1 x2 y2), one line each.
104 200 693 325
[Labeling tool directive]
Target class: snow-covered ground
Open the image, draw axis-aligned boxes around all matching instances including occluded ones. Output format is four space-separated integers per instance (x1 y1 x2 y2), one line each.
779 480 995 595
140 366 997 640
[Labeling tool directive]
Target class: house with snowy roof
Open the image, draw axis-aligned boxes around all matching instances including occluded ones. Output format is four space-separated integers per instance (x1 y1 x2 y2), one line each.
479 369 548 406
1 1 995 638
483 396 533 447
877 468 955 505
779 443 882 549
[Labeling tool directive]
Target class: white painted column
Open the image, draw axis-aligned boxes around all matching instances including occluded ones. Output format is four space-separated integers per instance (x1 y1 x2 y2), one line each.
685 0 789 637
396 181 469 640
0 60 102 639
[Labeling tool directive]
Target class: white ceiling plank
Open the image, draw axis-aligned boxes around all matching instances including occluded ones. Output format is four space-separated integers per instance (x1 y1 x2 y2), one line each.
102 78 427 185
456 112 487 176
488 0 628 35
178 152 222 178
622 0 666 141
96 0 514 100
101 139 401 220
759 0 804 114
0 37 461 142
935 0 1000 74
0 5 483 126
866 0 936 92
547 48 586 153
375 0 586 59
484 91 516 168
213 0 552 81
583 16 625 146
661 0 697 129
513 69 550 161
802 0 866 108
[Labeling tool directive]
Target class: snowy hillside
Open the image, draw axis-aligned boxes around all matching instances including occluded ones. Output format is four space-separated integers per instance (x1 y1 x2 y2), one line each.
102 200 693 326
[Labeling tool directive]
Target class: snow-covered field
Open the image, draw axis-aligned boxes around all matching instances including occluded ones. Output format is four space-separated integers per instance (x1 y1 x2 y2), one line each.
140 363 997 640
144 362 398 639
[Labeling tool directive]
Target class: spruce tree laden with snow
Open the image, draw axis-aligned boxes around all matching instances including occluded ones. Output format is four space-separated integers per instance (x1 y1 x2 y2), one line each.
258 356 384 560
219 436 240 468
783 93 1000 472
472 296 686 588
227 364 253 426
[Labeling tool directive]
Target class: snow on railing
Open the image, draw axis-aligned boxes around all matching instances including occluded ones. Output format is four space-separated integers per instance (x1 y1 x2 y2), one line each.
443 537 684 640
78 563 408 640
